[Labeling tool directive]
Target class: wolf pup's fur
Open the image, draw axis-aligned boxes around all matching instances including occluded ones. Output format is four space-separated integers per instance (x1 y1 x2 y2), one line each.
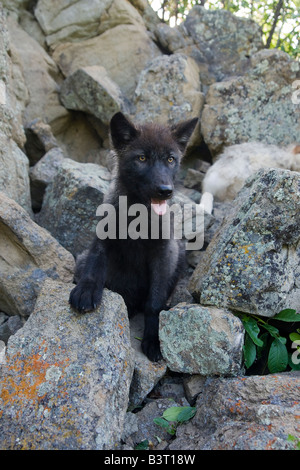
69 112 198 361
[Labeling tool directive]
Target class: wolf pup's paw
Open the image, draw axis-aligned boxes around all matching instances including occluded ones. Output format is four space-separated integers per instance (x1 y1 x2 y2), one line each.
142 335 163 362
69 281 102 313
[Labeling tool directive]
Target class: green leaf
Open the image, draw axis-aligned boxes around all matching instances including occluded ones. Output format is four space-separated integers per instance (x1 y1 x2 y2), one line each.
273 309 300 322
135 439 149 450
176 407 196 423
289 332 300 343
243 333 257 369
261 323 286 344
162 406 195 423
267 338 288 373
241 316 264 346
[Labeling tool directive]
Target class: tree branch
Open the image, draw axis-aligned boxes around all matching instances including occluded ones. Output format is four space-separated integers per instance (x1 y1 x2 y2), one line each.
266 0 285 49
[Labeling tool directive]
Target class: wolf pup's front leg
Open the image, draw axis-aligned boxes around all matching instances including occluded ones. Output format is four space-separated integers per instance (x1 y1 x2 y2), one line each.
69 238 107 313
142 249 177 362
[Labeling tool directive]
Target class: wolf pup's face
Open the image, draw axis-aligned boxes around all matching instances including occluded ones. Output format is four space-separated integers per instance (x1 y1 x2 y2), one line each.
110 112 198 214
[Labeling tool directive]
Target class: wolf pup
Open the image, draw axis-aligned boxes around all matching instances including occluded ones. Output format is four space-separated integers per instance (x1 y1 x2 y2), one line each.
69 112 198 361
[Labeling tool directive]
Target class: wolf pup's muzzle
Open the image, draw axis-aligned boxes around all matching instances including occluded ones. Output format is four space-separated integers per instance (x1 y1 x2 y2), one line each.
151 184 173 216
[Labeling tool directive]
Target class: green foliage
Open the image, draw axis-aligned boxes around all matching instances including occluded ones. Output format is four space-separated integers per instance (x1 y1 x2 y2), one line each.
150 0 300 58
135 439 149 450
238 309 300 374
153 405 197 436
287 434 300 450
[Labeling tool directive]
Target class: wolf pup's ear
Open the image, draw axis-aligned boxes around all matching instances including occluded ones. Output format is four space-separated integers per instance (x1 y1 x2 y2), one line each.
110 112 138 150
171 117 198 153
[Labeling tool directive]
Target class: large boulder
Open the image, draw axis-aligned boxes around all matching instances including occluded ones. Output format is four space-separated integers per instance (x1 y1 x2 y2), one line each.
0 7 31 213
155 6 263 85
53 24 161 99
170 372 300 450
0 192 75 317
134 53 204 146
29 146 65 211
0 280 134 449
0 132 32 214
37 158 111 255
34 0 145 47
189 168 300 316
60 66 128 125
7 18 70 135
159 303 244 376
201 49 300 157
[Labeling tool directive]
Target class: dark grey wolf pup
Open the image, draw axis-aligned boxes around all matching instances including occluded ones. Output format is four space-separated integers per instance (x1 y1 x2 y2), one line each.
69 112 198 361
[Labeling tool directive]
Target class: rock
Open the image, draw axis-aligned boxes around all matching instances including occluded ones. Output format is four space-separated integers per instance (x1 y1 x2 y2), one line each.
183 375 206 405
201 49 300 157
54 112 105 164
60 66 128 125
37 158 111 255
0 314 24 343
7 18 70 135
125 398 187 448
134 54 204 145
0 7 31 213
155 6 263 85
34 0 111 46
170 372 300 450
0 280 134 450
24 118 59 166
96 0 146 36
0 192 75 317
159 303 244 376
34 0 145 47
0 340 5 365
129 313 167 408
0 7 27 148
53 24 161 99
184 6 263 81
183 168 205 192
29 147 65 211
189 168 300 316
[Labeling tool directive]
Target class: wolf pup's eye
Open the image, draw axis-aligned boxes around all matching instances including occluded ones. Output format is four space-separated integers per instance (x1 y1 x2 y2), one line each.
168 156 174 163
138 155 146 162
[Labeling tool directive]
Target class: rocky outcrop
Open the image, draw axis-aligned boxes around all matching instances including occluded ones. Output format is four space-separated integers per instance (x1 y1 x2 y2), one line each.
53 24 161 100
134 53 204 145
0 280 134 450
189 168 300 316
0 0 299 452
155 6 263 85
60 66 128 125
170 372 300 450
0 192 75 317
37 158 111 255
202 49 300 157
7 18 70 135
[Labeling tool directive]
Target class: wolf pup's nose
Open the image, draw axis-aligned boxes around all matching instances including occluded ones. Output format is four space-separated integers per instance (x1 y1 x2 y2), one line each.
157 185 173 199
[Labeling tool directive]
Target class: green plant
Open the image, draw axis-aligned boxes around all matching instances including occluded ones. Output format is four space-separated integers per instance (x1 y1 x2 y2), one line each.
135 439 149 450
287 434 300 450
238 309 300 374
153 405 197 436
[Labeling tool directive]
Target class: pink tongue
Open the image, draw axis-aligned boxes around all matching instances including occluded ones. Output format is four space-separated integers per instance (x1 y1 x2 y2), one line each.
151 199 167 216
